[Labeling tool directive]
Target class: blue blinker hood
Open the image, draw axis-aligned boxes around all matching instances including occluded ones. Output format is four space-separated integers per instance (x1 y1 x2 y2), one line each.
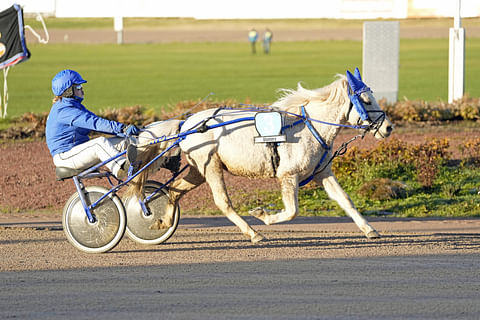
346 68 370 121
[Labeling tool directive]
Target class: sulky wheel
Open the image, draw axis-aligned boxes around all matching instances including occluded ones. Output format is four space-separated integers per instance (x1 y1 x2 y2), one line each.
124 180 180 245
62 186 126 254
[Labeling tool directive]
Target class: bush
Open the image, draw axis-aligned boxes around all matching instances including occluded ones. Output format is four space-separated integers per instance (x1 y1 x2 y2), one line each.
358 178 408 200
412 138 450 188
333 138 450 188
0 112 48 139
380 95 480 123
459 138 480 166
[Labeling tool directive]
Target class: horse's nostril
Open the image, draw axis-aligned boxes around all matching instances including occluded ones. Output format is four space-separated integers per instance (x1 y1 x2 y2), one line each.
386 126 393 133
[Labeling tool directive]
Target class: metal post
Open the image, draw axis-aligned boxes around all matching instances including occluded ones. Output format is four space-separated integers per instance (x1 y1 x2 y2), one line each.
448 0 465 103
114 16 124 44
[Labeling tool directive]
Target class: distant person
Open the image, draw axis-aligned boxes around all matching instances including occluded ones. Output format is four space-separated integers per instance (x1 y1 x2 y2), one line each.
263 28 273 54
45 69 140 179
248 28 258 54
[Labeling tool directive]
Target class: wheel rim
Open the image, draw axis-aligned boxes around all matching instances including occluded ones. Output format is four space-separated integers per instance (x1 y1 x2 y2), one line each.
63 187 125 253
125 182 179 244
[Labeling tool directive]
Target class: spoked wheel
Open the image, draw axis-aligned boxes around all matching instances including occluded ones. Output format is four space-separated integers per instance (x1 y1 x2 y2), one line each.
124 180 180 245
62 186 126 254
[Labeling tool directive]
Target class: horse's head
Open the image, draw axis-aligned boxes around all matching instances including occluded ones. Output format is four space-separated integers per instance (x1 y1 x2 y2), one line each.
344 68 393 139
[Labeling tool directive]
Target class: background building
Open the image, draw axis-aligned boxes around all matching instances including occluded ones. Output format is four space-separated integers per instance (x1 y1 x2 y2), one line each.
3 0 480 19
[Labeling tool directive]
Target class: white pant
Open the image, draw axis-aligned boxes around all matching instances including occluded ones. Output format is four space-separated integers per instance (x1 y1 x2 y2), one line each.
53 136 127 176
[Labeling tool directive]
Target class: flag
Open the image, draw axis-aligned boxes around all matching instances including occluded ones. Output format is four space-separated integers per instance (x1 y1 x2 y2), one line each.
0 4 30 69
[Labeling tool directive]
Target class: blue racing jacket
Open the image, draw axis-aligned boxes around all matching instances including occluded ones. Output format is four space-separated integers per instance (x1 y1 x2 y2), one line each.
45 97 125 156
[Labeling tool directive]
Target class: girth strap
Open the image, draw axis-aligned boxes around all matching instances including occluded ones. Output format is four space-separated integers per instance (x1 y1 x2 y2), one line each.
299 106 331 186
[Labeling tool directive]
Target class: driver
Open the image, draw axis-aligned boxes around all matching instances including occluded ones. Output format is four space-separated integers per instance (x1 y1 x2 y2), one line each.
45 69 139 179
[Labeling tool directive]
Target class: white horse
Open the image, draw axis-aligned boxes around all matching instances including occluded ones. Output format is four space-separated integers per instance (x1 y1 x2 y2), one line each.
125 119 183 191
131 69 393 243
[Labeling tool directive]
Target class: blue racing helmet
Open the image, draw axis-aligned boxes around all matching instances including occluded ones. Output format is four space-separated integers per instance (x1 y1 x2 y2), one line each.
52 69 87 96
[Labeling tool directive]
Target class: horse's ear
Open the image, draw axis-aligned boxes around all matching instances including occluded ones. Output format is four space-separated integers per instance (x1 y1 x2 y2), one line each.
354 67 362 81
346 70 366 93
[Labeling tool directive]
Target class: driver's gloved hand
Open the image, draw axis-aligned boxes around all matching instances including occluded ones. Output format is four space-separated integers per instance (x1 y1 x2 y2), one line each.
123 124 140 136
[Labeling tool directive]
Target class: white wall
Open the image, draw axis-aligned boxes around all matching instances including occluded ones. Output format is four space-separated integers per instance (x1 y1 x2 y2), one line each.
409 0 480 18
3 0 480 19
2 0 56 15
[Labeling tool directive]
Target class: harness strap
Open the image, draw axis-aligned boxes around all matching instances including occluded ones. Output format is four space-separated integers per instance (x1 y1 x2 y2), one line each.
299 150 328 187
282 119 303 131
197 106 225 132
298 106 332 186
301 106 330 150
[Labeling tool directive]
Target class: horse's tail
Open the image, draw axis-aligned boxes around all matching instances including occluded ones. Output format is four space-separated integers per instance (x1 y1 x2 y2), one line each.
124 120 183 198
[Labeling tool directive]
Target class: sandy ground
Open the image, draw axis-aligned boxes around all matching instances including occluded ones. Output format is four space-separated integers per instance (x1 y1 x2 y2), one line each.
34 27 480 44
27 25 480 45
1 215 480 271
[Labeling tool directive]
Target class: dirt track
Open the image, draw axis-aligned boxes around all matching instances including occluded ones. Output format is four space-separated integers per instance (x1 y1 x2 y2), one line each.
2 214 480 319
1 215 480 272
29 26 480 44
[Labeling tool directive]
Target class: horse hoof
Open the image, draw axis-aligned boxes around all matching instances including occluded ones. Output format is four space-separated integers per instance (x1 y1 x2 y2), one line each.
149 219 168 230
366 230 381 239
251 233 265 244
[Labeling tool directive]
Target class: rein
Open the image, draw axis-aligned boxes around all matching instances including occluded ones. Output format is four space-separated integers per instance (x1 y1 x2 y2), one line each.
296 105 369 186
293 97 385 186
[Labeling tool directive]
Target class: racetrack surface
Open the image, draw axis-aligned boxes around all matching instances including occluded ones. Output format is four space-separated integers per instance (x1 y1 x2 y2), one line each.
2 255 479 319
1 215 480 271
1 216 480 319
29 26 480 44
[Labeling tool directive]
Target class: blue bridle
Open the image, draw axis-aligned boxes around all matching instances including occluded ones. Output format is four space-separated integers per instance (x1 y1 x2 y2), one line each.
346 68 371 122
346 68 386 131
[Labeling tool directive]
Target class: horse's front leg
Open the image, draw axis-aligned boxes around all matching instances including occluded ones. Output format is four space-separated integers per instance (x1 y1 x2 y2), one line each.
204 156 264 244
314 171 380 239
249 175 299 225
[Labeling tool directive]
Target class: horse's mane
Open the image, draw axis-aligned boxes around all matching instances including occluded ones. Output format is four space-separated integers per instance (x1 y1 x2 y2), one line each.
272 74 348 113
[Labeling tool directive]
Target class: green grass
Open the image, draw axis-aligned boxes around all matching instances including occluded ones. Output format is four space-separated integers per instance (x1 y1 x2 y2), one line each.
231 164 480 218
4 38 480 119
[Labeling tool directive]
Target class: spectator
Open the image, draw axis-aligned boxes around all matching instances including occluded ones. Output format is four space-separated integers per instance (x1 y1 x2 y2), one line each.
263 28 273 54
248 28 258 54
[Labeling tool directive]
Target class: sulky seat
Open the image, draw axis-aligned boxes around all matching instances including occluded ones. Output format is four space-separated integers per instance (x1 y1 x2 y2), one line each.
55 167 85 181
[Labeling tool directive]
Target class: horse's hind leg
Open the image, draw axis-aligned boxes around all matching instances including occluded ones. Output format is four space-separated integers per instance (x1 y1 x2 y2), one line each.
249 175 299 225
314 171 380 239
151 166 205 230
204 157 264 243
169 165 205 201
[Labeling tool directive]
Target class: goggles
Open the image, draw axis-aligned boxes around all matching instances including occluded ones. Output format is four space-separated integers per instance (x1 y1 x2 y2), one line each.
74 84 83 90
